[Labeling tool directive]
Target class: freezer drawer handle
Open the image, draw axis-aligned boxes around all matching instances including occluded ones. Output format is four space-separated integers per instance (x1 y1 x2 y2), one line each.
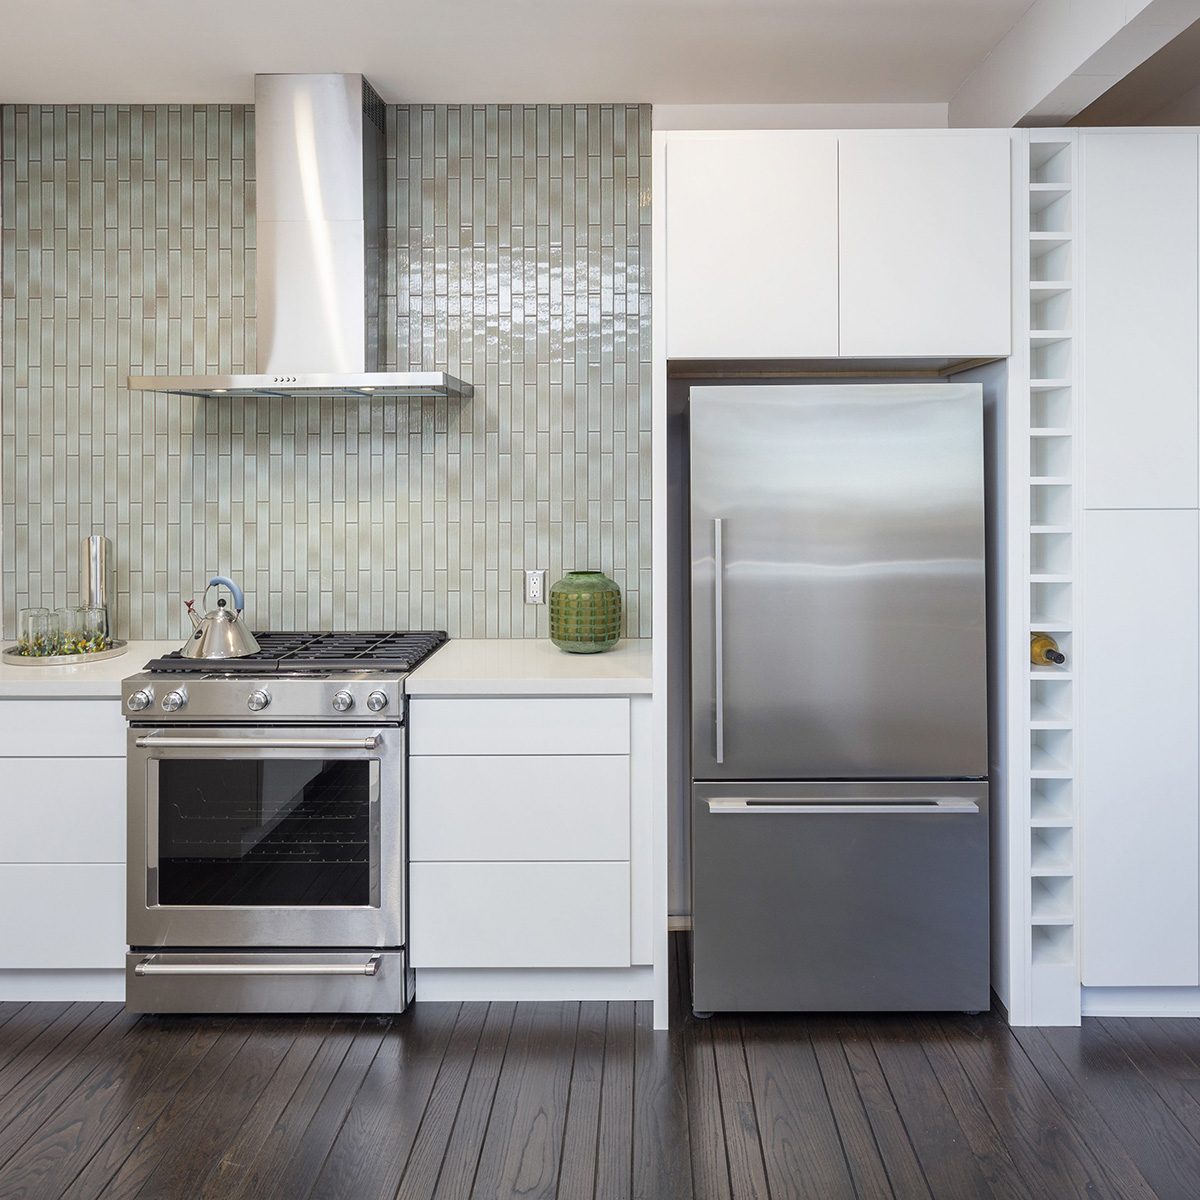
706 798 980 815
134 735 381 751
714 516 725 764
133 955 382 977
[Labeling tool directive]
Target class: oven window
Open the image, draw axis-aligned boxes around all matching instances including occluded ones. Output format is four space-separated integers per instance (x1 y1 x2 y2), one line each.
156 759 373 906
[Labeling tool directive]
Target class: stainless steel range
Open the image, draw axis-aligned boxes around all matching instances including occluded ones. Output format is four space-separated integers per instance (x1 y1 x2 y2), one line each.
122 631 447 1015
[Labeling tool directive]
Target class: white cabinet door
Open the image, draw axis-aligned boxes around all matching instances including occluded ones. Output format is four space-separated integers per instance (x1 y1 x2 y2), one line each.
838 133 1011 357
1082 132 1199 510
0 864 126 968
410 861 631 968
1081 510 1200 986
0 760 125 862
665 132 839 359
409 755 630 861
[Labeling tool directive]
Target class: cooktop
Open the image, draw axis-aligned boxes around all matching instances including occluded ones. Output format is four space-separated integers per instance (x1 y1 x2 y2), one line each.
143 631 448 675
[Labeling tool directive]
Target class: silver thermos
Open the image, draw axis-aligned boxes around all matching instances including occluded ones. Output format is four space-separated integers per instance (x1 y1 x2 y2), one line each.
82 535 115 636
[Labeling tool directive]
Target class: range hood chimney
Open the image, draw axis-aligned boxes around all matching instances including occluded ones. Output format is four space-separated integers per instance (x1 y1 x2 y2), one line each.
129 74 470 400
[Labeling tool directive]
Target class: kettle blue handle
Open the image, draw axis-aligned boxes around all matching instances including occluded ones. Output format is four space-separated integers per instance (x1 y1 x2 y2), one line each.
207 575 244 612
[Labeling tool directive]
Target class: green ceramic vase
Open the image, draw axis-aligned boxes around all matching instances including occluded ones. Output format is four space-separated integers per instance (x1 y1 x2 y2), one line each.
549 571 622 654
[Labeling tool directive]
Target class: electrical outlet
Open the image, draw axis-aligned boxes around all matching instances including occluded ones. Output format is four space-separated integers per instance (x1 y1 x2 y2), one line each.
524 568 547 604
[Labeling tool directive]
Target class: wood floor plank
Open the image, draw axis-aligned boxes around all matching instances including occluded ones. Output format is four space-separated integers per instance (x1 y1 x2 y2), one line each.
470 1001 579 1200
214 1017 364 1200
58 1022 252 1200
679 937 732 1200
430 1002 516 1200
867 1018 997 1200
891 1019 1032 1200
0 1003 26 1032
740 1017 856 1200
632 996 693 1200
1039 1020 1200 1200
1098 1018 1200 1147
0 1006 135 1172
0 1002 96 1105
308 1001 461 1200
196 1017 343 1198
809 1029 895 1200
710 1016 770 1200
1010 1025 1160 1200
595 1002 635 1200
251 1020 388 1200
839 1021 932 1200
0 1003 72 1073
0 1017 227 1199
555 1000 607 1200
943 1015 1131 1200
394 1003 490 1200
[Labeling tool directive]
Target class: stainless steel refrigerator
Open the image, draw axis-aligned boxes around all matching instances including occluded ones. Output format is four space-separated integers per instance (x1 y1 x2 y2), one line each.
689 383 990 1014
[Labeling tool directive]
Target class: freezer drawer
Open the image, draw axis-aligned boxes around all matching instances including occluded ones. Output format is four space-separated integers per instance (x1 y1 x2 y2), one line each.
691 781 989 1013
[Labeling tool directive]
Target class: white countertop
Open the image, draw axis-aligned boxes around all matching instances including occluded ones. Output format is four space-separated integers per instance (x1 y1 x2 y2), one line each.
406 638 653 696
0 637 653 699
0 641 176 698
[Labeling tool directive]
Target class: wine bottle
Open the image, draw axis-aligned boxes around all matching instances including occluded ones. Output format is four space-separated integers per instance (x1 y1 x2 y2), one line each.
1031 632 1066 666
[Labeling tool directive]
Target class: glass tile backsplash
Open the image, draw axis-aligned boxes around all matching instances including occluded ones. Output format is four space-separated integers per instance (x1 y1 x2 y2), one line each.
1 103 651 639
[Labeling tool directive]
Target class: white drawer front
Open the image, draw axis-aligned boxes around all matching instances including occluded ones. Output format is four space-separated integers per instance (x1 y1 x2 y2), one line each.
410 861 631 968
0 700 125 758
410 755 630 862
0 864 125 968
408 698 630 756
0 759 125 863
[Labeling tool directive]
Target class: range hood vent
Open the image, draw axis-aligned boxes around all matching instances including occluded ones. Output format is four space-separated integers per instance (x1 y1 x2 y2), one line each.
128 74 472 401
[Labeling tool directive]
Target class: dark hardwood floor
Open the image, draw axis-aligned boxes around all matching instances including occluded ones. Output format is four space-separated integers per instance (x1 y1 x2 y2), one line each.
4 938 1200 1197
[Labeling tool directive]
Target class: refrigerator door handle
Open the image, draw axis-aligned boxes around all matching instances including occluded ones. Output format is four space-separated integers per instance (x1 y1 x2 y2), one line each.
714 517 725 764
706 798 980 815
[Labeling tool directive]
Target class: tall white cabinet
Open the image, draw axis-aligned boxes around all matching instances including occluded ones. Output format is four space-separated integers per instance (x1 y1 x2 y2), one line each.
1077 130 1200 1002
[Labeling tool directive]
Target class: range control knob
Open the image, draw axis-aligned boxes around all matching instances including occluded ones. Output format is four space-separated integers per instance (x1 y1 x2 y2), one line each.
332 690 354 712
126 689 153 712
247 689 270 712
161 690 186 713
366 691 389 712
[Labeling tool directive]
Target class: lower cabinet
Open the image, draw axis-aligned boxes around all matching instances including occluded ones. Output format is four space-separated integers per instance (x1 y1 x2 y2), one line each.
0 701 126 977
1080 510 1200 986
407 696 649 973
410 862 631 968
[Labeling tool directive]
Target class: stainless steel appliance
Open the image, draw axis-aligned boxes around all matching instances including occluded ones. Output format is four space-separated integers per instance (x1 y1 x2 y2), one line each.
689 383 989 1014
123 631 447 1014
127 75 470 402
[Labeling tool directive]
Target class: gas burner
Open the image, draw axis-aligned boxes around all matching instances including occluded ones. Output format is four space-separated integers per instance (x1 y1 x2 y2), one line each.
143 631 448 676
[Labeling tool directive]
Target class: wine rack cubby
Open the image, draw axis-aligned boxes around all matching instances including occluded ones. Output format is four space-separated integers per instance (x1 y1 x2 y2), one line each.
1019 133 1081 1024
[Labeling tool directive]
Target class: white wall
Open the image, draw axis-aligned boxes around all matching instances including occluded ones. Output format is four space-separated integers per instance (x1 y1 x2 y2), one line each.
652 103 949 130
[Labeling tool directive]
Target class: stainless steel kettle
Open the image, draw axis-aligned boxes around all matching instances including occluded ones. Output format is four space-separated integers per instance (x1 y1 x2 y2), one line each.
181 576 261 659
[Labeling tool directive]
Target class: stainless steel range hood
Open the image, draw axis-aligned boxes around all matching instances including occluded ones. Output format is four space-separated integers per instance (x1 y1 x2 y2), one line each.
128 74 471 401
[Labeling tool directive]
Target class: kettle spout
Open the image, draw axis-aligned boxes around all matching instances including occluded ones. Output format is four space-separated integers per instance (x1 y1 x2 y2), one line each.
185 599 201 630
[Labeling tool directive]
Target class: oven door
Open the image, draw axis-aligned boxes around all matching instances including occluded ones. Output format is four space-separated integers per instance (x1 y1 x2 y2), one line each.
127 724 402 949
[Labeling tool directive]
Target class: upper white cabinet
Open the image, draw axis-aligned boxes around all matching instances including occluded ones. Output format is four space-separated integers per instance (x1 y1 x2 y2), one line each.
663 130 1011 360
838 132 1012 358
1081 132 1199 510
664 132 840 359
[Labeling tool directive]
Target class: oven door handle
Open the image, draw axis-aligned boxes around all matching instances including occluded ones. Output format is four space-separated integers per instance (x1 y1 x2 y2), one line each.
133 954 382 977
134 734 381 751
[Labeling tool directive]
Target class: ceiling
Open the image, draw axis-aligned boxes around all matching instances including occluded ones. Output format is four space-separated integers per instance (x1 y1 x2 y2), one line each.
1073 18 1200 125
2 0 1034 105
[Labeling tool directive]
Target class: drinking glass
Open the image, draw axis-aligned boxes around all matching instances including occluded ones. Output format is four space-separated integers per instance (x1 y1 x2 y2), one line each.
55 606 85 654
17 608 50 657
82 606 111 653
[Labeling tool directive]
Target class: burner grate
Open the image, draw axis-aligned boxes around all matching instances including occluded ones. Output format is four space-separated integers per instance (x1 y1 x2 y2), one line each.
143 631 448 674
